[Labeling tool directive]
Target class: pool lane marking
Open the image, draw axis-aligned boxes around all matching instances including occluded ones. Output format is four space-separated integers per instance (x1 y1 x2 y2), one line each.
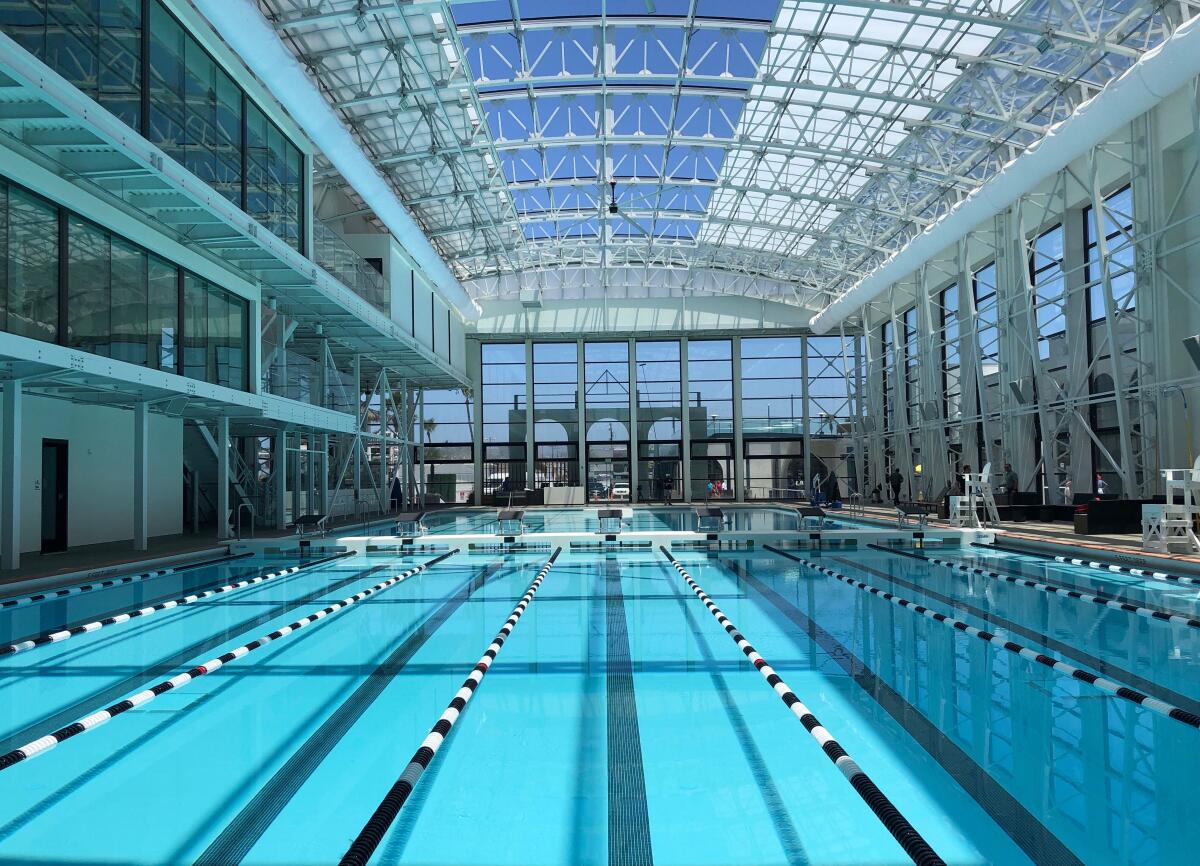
878 547 1200 630
604 559 655 866
769 549 1200 730
723 557 1083 866
0 550 460 772
659 547 946 866
0 552 355 657
340 547 563 866
194 560 508 866
0 552 254 609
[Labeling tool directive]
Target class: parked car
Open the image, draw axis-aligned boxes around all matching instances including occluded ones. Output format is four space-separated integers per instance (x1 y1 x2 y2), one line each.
611 483 630 499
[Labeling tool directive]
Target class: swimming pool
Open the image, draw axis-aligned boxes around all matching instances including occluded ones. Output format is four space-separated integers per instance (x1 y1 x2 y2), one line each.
0 527 1194 864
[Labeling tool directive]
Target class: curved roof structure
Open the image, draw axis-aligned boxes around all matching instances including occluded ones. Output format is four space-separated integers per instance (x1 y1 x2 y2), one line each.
259 0 1187 308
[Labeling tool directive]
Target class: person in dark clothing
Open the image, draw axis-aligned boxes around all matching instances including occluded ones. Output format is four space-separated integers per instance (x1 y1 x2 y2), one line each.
888 468 903 503
388 475 402 511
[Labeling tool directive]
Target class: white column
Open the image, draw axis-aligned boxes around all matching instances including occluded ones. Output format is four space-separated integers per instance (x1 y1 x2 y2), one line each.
524 340 535 491
470 342 484 505
417 389 426 506
217 415 230 540
576 338 586 496
801 338 812 500
133 402 149 551
628 337 639 503
320 433 330 515
1 380 21 570
274 429 287 529
679 337 692 503
291 432 302 519
731 336 745 502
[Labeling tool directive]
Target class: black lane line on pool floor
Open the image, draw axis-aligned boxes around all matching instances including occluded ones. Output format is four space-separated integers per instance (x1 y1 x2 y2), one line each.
194 560 507 866
828 550 1200 721
729 556 1083 866
0 562 392 755
661 560 809 866
604 558 655 866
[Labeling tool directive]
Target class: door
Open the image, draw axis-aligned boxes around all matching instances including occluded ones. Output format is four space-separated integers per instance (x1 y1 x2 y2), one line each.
41 439 68 553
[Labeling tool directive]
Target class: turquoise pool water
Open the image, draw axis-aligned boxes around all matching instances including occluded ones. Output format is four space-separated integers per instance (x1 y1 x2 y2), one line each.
0 533 1195 864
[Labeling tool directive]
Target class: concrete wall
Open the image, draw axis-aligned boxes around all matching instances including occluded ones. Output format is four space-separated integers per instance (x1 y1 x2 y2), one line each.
3 396 182 554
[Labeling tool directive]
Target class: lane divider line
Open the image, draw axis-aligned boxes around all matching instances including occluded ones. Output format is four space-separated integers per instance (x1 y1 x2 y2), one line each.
340 547 563 866
766 547 1200 730
0 552 354 657
0 552 254 609
1052 554 1200 589
0 550 460 772
660 547 945 866
921 553 1200 630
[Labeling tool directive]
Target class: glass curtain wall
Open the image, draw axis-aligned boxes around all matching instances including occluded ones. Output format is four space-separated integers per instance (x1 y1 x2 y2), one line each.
939 283 962 472
0 1 306 253
688 339 733 500
480 343 527 500
584 342 631 502
806 335 860 499
635 341 682 502
532 342 579 488
417 389 474 504
2 176 246 388
973 261 1001 467
740 337 803 500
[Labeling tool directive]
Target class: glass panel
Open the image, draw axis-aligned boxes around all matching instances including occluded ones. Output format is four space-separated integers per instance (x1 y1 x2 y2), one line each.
687 338 732 498
67 217 111 357
148 255 177 372
109 235 148 365
99 0 143 130
148 0 186 164
183 273 208 382
6 189 59 343
0 182 7 333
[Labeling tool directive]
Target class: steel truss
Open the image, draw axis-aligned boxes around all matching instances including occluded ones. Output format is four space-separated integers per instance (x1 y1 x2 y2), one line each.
258 0 1200 304
862 94 1200 500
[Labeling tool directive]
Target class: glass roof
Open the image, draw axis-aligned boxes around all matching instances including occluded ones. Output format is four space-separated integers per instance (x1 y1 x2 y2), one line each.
261 0 1184 306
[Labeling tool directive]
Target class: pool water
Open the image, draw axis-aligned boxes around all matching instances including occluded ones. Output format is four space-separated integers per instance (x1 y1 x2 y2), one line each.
0 533 1195 864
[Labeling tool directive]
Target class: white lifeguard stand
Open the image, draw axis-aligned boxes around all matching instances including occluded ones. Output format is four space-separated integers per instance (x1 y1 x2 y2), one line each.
951 463 1001 528
1144 457 1200 554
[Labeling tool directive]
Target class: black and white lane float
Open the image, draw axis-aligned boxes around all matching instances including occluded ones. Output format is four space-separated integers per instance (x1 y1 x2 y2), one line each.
660 547 946 866
0 552 353 657
771 549 1200 730
0 550 460 771
340 547 563 866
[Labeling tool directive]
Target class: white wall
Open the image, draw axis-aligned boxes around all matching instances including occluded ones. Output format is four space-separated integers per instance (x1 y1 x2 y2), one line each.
12 396 182 553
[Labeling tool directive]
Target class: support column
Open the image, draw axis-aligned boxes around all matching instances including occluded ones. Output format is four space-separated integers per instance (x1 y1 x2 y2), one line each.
417 389 426 507
470 342 484 505
731 336 745 502
217 415 230 540
274 430 287 530
576 338 586 498
291 432 302 519
679 336 692 503
133 402 149 551
306 430 316 517
628 337 639 503
320 433 330 515
524 340 535 492
801 338 812 499
2 381 21 571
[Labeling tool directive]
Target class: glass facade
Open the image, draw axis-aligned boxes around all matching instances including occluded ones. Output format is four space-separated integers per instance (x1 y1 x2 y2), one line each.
1 0 306 252
636 341 682 501
686 340 733 500
480 343 527 498
740 337 803 500
418 388 474 504
532 342 578 488
0 176 249 390
584 342 630 502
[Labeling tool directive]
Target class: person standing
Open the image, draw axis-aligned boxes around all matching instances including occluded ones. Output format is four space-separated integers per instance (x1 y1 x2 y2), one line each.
888 467 903 503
